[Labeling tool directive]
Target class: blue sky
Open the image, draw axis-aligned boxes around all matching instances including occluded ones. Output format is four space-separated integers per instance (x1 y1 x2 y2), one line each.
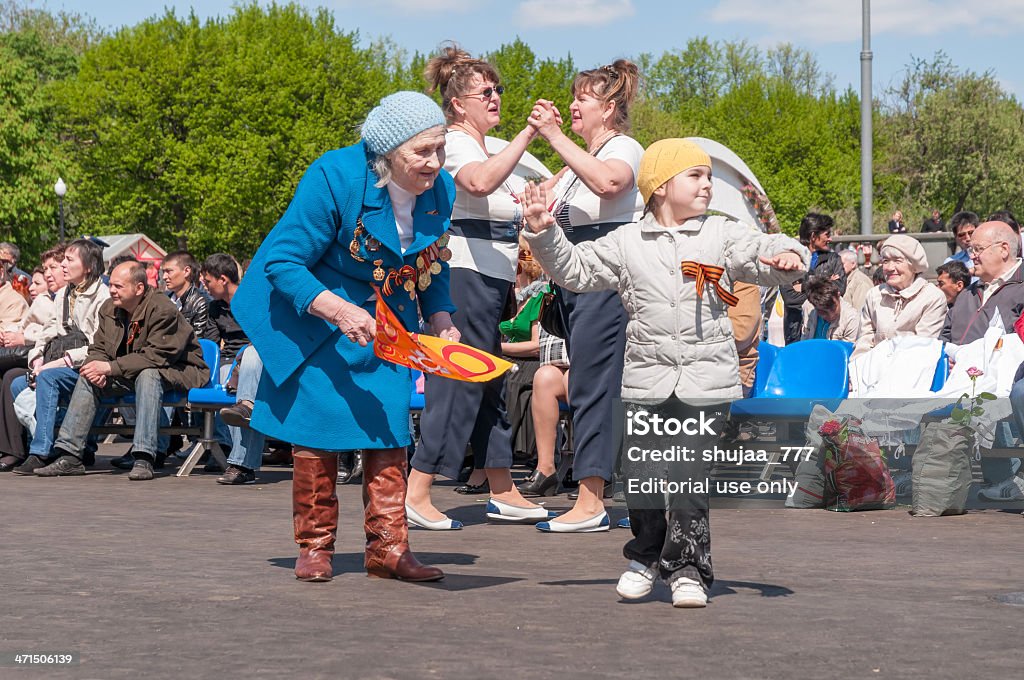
45 0 1024 99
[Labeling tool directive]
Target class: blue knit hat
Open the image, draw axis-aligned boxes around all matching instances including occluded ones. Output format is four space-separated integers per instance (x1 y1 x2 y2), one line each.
361 91 446 156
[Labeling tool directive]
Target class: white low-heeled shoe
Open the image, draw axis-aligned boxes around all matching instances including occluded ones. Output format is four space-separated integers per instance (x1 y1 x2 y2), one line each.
405 504 464 531
536 510 610 533
485 497 555 522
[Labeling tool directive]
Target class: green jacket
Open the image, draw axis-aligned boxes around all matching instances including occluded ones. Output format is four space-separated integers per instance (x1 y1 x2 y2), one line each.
86 287 210 392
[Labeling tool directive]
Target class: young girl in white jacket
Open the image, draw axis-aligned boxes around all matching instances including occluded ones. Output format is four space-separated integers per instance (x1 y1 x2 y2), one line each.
523 139 807 608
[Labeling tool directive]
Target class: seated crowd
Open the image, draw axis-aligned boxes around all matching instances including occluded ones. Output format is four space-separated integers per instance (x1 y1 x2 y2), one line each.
0 241 264 485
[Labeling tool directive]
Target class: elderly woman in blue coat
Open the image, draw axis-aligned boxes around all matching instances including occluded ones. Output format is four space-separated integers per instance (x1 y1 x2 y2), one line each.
233 92 459 583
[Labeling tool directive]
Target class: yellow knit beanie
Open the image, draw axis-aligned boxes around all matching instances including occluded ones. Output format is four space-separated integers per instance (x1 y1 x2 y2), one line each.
638 139 712 204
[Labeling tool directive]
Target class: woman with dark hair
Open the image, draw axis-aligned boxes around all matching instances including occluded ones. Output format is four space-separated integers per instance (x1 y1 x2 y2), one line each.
10 239 110 474
779 212 847 344
233 91 457 583
406 44 548 528
525 59 645 532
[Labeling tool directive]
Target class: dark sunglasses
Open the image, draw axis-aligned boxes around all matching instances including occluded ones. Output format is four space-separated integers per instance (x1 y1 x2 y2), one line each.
463 85 504 100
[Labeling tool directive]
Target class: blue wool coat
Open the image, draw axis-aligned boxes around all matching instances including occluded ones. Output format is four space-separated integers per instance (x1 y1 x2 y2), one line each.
233 142 456 450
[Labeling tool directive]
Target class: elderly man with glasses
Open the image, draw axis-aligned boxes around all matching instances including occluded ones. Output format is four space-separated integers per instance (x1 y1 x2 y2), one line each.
940 221 1024 501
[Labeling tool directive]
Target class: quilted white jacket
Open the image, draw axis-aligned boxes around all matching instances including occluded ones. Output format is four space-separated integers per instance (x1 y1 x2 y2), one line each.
524 213 808 400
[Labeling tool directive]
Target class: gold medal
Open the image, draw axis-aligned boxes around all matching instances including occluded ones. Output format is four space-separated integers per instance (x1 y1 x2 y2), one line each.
416 255 425 269
440 248 452 262
350 239 365 262
403 279 415 293
436 234 450 248
430 261 442 275
372 260 385 281
418 272 431 289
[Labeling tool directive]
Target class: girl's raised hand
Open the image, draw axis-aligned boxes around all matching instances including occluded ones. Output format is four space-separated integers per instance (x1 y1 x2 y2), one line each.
759 252 805 272
523 181 555 234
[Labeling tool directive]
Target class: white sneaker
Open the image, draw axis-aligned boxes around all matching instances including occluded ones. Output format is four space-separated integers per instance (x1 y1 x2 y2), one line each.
891 470 913 497
670 577 708 608
615 560 657 600
978 474 1024 502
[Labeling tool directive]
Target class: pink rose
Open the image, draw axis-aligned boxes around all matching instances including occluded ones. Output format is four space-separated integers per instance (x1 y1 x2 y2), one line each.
966 367 984 379
819 420 842 437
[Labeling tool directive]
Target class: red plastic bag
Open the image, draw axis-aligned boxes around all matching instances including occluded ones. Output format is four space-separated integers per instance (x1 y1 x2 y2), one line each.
818 417 896 511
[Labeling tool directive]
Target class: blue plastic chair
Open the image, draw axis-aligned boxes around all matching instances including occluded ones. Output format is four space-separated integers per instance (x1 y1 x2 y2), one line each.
98 339 220 408
751 342 780 398
175 340 236 477
930 342 948 392
730 339 852 420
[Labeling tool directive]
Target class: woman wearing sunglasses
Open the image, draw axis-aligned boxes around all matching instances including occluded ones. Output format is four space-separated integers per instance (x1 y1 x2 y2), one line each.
524 59 645 532
406 44 550 529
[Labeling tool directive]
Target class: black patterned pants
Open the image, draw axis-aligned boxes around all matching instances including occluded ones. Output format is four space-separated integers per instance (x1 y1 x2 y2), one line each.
624 502 713 588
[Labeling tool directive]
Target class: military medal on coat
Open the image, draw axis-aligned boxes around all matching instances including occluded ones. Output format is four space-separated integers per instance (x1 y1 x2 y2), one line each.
350 215 453 300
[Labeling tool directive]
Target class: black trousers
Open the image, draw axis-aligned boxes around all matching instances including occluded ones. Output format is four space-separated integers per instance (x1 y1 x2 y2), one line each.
557 222 628 482
412 269 514 480
624 503 713 588
505 358 540 465
559 286 627 481
0 367 28 459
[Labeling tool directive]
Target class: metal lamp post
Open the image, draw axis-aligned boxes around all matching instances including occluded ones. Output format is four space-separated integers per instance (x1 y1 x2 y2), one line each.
54 177 67 242
860 0 873 235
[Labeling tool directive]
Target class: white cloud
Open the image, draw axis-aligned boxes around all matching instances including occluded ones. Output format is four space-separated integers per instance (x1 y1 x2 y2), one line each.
516 0 635 28
708 0 1024 43
340 0 478 12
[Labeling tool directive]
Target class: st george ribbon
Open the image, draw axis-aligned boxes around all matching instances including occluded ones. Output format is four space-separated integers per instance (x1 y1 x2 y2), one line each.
372 289 514 383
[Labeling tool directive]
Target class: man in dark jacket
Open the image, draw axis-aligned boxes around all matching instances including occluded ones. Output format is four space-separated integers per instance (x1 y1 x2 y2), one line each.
33 262 209 480
941 221 1024 345
940 221 1024 493
162 250 211 338
921 209 945 233
780 213 847 344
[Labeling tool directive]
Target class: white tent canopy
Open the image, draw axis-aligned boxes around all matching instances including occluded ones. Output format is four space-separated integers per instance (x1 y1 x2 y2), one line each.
96 234 167 265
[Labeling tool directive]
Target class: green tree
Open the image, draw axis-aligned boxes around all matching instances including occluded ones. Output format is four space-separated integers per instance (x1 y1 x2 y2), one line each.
0 1 98 260
58 2 395 257
880 53 1024 218
698 79 862 236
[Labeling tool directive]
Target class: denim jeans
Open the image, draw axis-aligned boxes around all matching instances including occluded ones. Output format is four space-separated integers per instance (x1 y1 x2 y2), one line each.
235 347 261 403
214 350 265 470
23 367 81 458
120 406 172 453
54 369 166 458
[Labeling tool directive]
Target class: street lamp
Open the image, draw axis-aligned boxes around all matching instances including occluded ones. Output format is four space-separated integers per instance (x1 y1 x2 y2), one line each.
860 0 873 235
54 177 67 242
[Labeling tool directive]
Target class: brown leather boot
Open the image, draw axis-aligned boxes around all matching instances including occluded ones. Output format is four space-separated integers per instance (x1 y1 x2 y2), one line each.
292 449 338 582
363 449 444 582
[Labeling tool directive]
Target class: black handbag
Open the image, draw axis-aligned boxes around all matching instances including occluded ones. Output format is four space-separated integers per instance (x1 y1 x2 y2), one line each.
42 286 90 363
0 345 29 372
538 284 567 339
